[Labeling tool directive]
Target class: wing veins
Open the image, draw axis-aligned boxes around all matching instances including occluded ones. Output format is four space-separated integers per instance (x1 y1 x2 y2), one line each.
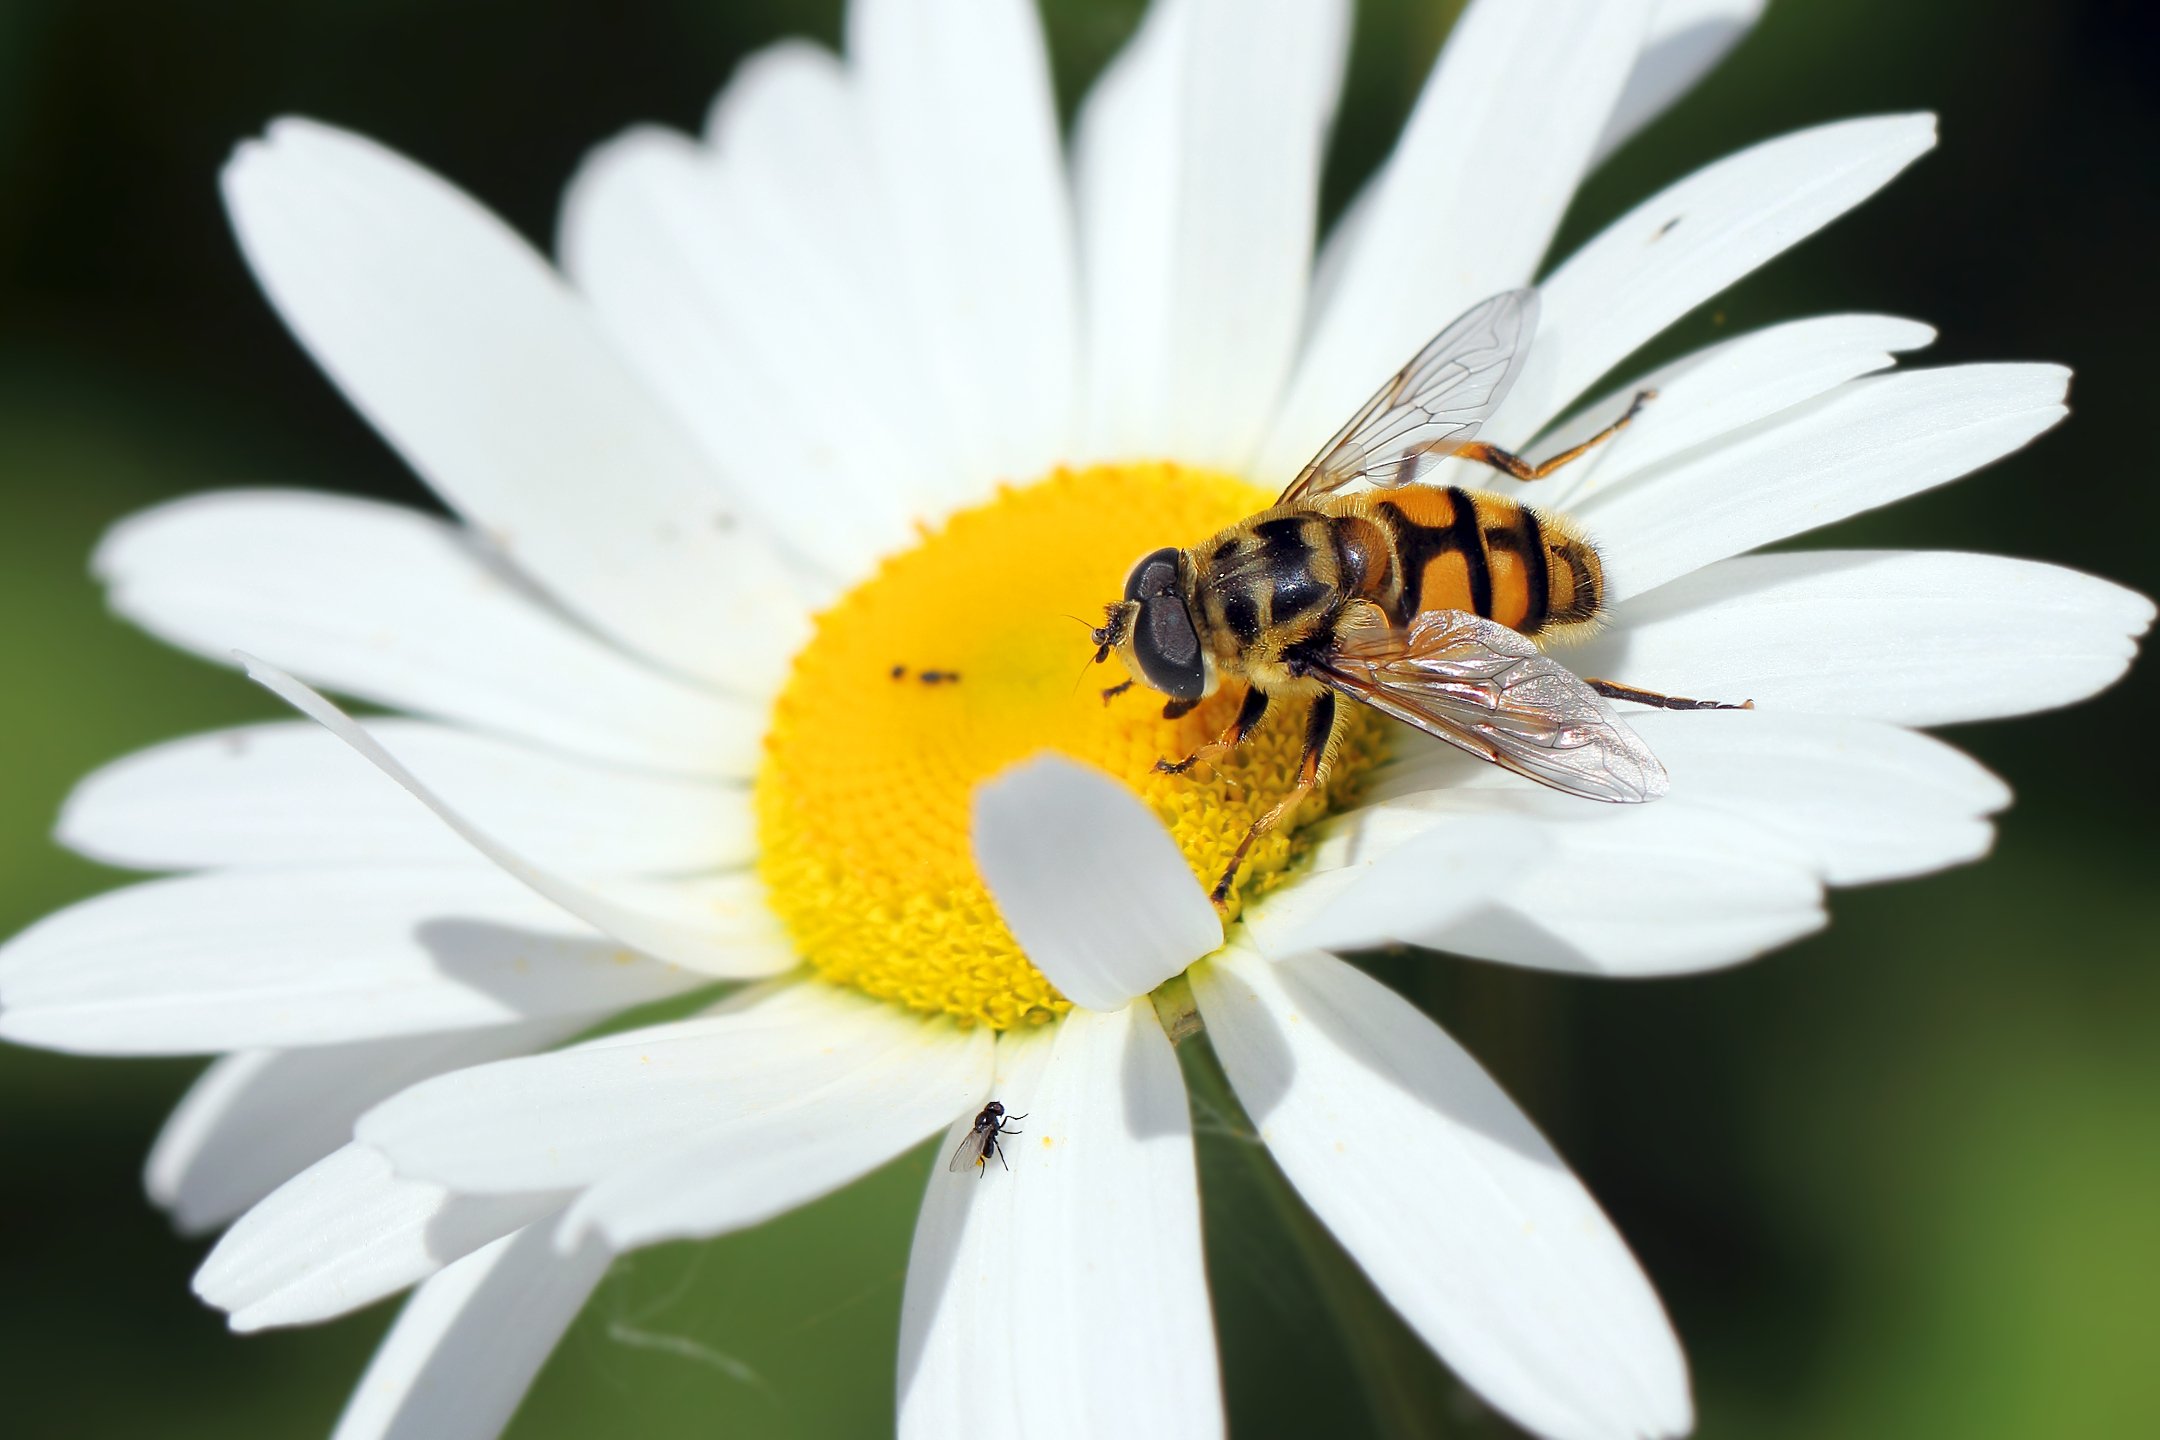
1278 289 1539 505
1314 611 1668 804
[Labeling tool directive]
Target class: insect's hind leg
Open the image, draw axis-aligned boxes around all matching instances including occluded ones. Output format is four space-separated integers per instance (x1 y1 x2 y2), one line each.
1211 692 1338 906
1158 685 1269 776
1586 678 1753 712
1450 388 1655 482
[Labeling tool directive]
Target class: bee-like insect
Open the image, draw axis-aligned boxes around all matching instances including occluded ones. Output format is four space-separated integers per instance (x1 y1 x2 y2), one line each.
1093 290 1743 903
949 1100 1027 1177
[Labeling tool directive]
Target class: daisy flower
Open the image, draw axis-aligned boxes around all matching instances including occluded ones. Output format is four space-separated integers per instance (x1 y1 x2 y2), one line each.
2 0 2149 1437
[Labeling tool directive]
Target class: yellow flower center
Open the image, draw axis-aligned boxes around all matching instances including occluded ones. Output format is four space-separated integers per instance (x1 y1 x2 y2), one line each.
756 463 1385 1029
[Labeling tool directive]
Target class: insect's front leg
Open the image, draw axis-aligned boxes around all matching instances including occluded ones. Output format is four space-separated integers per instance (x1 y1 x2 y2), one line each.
1156 685 1269 776
1212 691 1339 905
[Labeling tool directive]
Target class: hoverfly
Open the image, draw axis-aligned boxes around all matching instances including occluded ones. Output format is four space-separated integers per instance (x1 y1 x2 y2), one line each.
1092 290 1743 903
949 1101 1027 1177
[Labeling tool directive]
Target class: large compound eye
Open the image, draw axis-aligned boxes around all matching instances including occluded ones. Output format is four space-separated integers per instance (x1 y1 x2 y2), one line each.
1123 547 1182 603
1132 599 1205 701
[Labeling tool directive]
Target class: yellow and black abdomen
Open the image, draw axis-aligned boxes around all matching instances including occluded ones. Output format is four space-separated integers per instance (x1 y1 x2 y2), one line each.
1329 485 1603 641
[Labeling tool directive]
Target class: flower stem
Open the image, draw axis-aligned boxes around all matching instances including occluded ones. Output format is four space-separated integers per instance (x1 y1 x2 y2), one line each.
1170 1006 1460 1440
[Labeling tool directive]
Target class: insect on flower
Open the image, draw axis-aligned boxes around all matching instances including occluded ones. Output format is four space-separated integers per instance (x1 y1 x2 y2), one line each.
949 1101 1028 1177
1092 289 1748 902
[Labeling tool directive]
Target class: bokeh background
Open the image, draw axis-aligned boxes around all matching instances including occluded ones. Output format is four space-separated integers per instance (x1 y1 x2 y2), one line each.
2 1 2155 1435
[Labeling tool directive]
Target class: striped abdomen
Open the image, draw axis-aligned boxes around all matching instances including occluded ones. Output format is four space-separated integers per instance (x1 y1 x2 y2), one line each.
1326 485 1602 640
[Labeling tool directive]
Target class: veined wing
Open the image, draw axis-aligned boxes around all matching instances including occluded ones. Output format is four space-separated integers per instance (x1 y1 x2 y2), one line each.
1317 610 1667 804
947 1127 987 1173
1277 289 1538 505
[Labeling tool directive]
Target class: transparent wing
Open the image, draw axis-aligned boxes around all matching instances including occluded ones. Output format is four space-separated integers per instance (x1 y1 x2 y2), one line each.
947 1128 986 1173
1278 290 1539 505
1317 610 1668 804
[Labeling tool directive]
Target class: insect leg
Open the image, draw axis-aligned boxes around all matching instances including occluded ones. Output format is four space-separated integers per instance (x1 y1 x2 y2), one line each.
1586 677 1753 711
1157 685 1270 776
1448 388 1655 482
1211 693 1338 905
1160 697 1199 721
1099 679 1134 705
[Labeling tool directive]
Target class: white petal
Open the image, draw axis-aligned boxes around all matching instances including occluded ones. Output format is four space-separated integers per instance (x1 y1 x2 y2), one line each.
0 867 710 1054
97 490 759 775
1499 313 1936 512
332 1222 609 1440
1262 0 1654 483
972 756 1220 1012
846 0 1078 493
898 1004 1220 1439
61 719 751 876
1246 808 1541 958
1484 114 1939 447
560 1010 990 1251
1582 364 2070 599
196 1144 564 1331
1073 0 1350 469
244 660 792 980
1626 709 2008 885
560 118 925 582
1364 790 1825 976
1580 550 2154 725
1357 703 2017 970
1192 947 1690 1440
700 41 960 518
147 1023 573 1235
1591 0 1766 165
361 982 986 1196
223 118 807 686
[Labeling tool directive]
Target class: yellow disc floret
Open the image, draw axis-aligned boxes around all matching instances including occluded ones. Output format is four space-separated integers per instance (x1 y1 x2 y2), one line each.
757 463 1384 1029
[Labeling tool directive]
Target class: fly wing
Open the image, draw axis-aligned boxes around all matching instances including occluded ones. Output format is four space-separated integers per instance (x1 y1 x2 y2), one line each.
1277 290 1538 505
947 1127 985 1173
1317 610 1668 804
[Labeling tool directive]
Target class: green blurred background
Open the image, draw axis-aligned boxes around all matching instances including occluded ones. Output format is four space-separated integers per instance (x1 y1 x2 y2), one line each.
2 1 2155 1435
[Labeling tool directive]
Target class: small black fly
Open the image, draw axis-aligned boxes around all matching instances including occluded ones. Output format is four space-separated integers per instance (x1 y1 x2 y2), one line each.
948 1101 1028 1177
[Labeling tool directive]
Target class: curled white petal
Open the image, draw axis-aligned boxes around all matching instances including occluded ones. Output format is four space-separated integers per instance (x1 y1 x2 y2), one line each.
60 718 751 876
972 755 1220 1012
241 657 792 979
